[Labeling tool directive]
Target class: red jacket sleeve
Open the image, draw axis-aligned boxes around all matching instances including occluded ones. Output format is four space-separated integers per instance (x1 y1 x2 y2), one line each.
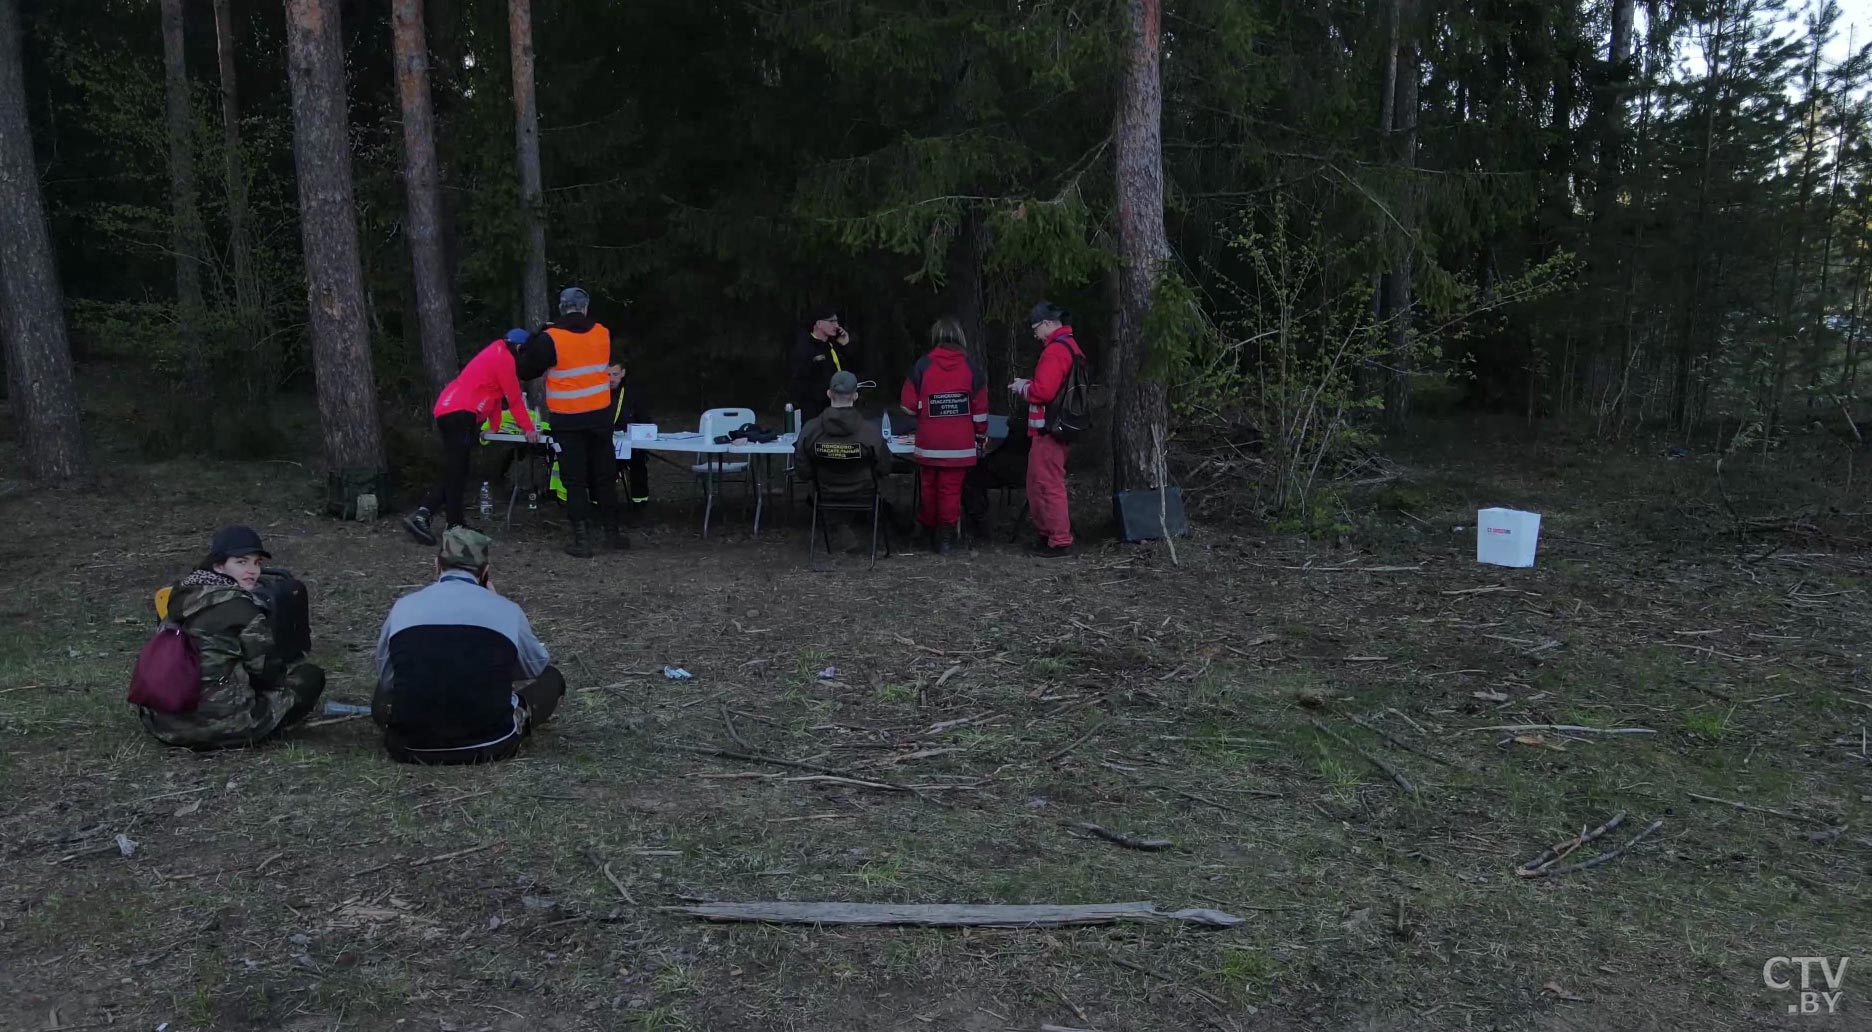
496 349 537 434
899 376 918 415
1027 342 1073 406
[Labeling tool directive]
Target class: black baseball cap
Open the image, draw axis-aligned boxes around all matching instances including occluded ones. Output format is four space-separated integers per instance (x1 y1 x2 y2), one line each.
809 306 840 324
1028 301 1067 326
209 525 271 561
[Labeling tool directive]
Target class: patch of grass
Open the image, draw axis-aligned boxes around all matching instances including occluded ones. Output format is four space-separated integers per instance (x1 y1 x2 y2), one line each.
854 855 905 890
1216 945 1280 999
874 681 917 706
1681 707 1734 741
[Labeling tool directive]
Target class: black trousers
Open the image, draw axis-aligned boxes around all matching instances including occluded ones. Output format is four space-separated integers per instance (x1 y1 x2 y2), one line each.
384 666 566 766
962 437 1030 526
420 410 481 526
558 426 619 526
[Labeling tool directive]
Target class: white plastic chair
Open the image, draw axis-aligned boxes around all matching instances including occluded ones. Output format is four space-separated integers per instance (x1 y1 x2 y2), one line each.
694 407 755 536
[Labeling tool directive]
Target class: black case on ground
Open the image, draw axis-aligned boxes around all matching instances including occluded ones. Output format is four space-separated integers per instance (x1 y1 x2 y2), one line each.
1113 487 1190 543
256 568 312 663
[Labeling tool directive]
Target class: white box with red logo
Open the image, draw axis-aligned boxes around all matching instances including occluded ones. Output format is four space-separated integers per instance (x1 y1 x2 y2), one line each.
1477 508 1541 568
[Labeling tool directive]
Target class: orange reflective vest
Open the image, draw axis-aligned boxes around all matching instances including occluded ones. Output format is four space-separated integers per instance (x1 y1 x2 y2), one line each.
544 324 613 414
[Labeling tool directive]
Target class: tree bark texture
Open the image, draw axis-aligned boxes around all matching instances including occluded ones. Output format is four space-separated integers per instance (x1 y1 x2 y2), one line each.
1592 0 1636 224
160 0 207 346
392 0 458 396
283 0 385 475
508 0 548 331
1382 0 1420 430
0 0 87 482
1111 0 1171 494
213 0 255 312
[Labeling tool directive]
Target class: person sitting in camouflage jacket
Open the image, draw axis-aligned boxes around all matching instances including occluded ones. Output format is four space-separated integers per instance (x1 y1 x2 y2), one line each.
139 526 326 750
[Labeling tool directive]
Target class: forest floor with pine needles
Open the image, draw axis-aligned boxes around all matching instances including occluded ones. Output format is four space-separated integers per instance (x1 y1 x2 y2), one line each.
3 428 1871 1032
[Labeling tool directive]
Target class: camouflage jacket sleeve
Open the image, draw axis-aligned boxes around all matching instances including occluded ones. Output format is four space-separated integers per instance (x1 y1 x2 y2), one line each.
238 609 287 687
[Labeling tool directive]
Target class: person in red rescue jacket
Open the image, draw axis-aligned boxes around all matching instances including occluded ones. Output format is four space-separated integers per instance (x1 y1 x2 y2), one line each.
404 330 545 546
1011 301 1084 557
900 317 988 554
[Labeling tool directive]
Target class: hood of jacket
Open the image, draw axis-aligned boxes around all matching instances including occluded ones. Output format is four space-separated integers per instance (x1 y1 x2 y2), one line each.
170 571 254 623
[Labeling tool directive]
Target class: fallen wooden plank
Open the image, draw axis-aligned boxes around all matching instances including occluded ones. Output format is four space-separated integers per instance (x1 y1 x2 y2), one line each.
671 901 1243 929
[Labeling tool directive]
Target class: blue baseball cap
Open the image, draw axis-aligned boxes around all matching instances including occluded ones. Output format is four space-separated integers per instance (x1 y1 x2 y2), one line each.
504 328 530 345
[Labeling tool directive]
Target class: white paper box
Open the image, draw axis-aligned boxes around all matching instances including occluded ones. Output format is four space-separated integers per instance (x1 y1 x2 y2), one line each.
1477 508 1541 568
628 423 658 442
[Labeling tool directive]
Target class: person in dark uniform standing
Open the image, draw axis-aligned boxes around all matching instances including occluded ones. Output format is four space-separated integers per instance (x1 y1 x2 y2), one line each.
606 359 652 509
789 307 861 423
522 287 628 558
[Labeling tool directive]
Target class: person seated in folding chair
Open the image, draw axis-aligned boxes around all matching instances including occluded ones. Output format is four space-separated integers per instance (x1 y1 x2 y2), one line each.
794 370 894 554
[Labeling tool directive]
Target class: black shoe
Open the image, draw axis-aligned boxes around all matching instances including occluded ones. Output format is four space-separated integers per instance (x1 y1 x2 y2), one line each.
604 521 631 551
964 517 991 546
564 521 594 558
403 509 437 547
937 526 957 556
1028 541 1075 559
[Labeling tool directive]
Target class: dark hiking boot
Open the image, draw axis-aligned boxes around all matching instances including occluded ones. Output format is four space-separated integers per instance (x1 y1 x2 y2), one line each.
964 515 991 546
403 508 437 547
937 526 958 556
604 519 631 551
1028 540 1076 559
564 521 594 558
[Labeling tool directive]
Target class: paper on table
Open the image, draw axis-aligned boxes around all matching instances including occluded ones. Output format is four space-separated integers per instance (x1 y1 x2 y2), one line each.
659 431 703 440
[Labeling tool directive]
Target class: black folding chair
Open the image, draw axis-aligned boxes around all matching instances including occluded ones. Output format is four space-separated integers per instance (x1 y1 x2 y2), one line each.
805 444 891 570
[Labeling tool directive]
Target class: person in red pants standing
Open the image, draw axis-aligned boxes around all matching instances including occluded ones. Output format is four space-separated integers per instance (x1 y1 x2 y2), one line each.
1012 302 1085 558
901 317 988 554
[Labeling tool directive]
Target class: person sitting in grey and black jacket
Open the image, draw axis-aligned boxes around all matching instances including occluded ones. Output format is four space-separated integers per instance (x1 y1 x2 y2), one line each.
371 527 564 764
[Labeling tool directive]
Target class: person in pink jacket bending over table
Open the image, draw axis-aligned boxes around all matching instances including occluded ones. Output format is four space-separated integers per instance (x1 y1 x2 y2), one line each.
404 330 546 546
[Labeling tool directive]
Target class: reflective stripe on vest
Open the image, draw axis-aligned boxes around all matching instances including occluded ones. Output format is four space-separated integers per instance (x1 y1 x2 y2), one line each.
914 446 978 460
545 325 613 414
1028 416 1047 428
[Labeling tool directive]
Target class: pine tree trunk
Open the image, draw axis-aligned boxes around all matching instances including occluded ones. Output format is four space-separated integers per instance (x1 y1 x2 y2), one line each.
283 0 385 477
508 0 548 330
1382 0 1419 431
393 0 457 396
161 0 207 355
212 0 251 302
214 0 272 409
1592 0 1636 224
0 0 87 483
1111 0 1170 495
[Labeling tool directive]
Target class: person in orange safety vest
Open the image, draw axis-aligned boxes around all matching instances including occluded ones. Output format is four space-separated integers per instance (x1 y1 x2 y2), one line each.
520 287 628 558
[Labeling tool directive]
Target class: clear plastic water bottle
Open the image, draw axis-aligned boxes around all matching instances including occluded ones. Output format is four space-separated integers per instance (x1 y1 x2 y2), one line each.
881 410 892 438
479 481 494 519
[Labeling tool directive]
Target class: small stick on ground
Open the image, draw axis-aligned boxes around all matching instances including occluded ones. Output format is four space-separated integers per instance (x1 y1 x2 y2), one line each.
1520 819 1666 877
1515 811 1627 877
600 860 638 906
1687 792 1833 826
1348 713 1460 769
1044 721 1105 764
1464 724 1656 736
1309 719 1416 794
720 706 755 753
665 743 845 777
1108 955 1228 1008
1072 822 1173 852
409 842 493 868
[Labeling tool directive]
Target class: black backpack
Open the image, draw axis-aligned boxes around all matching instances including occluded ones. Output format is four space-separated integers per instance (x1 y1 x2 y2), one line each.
1043 347 1094 442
